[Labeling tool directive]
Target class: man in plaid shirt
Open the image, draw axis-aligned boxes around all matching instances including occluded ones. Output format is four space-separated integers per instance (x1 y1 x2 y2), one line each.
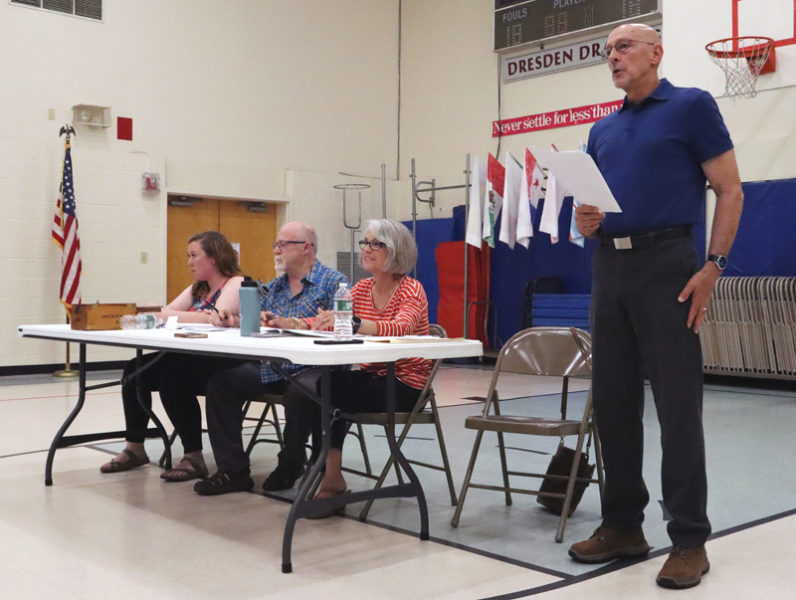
195 221 347 496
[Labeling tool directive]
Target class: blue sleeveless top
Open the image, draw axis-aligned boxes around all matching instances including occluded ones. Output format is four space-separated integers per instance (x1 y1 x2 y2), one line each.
189 278 230 312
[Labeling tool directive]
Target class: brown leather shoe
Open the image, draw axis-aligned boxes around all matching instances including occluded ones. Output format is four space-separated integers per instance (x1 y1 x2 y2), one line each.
568 525 651 563
656 546 710 589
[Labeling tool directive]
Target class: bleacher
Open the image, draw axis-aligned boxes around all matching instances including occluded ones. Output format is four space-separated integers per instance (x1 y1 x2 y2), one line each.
530 293 591 332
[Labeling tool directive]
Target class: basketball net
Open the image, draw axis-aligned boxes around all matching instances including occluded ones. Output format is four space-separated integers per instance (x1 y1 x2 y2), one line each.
705 36 775 99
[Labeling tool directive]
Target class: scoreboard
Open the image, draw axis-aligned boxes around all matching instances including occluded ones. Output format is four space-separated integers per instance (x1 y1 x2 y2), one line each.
495 0 661 51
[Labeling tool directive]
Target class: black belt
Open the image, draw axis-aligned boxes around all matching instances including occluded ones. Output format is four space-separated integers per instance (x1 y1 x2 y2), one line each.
599 225 691 250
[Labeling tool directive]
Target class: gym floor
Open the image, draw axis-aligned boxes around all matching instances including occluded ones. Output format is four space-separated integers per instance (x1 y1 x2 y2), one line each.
0 365 793 599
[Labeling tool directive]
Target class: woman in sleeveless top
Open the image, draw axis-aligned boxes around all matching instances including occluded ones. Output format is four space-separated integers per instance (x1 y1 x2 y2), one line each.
100 231 243 481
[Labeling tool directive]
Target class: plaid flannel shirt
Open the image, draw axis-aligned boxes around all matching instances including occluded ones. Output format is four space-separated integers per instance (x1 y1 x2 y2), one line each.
258 260 348 383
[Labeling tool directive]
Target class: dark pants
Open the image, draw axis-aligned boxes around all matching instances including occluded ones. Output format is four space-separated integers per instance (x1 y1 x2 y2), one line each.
277 368 421 471
204 361 287 473
590 235 711 547
122 353 239 453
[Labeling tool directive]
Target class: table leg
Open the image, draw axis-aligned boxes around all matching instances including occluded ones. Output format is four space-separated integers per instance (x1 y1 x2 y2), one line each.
279 363 431 572
281 365 331 573
44 346 175 485
130 350 172 469
45 343 88 486
382 362 429 540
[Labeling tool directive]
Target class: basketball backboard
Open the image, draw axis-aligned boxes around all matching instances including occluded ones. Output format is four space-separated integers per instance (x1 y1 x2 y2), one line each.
675 0 796 97
733 0 796 48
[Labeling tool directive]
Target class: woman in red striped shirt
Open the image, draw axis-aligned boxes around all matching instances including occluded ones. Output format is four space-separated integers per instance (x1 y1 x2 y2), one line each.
264 219 431 504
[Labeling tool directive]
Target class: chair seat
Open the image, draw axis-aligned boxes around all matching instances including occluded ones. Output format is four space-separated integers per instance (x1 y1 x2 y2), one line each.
464 414 583 437
255 393 285 404
355 409 435 426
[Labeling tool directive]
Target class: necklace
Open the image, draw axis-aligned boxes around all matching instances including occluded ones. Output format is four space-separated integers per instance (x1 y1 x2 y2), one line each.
372 276 403 311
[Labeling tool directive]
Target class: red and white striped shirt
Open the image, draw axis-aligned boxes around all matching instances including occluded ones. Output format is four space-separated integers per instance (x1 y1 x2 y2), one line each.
353 276 431 390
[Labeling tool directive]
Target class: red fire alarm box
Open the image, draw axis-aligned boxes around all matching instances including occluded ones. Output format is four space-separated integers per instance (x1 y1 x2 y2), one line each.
141 172 160 191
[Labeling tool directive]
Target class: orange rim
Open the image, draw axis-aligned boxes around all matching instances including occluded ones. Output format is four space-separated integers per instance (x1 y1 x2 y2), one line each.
705 36 775 59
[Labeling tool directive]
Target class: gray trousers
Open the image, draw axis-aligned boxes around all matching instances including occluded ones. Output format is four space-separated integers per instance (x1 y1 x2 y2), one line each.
204 361 287 473
590 235 711 547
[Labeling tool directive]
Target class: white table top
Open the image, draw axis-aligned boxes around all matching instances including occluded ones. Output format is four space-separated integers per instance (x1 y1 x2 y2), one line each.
18 324 483 366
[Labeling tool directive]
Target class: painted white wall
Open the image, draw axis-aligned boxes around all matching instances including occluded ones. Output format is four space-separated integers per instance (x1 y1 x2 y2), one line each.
665 0 796 183
2 0 401 366
400 0 796 197
5 0 796 367
399 0 630 217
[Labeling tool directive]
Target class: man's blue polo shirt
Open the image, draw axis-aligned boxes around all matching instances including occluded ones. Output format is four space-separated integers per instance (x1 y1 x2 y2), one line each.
587 78 734 236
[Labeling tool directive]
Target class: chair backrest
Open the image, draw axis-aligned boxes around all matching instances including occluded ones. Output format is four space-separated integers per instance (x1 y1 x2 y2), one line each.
429 323 446 339
494 326 591 378
481 326 592 421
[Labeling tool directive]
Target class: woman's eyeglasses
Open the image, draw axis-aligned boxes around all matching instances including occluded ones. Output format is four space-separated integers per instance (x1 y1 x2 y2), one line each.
358 239 386 251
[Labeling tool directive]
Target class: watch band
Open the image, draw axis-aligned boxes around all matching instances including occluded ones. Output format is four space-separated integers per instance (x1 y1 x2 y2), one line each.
351 316 362 334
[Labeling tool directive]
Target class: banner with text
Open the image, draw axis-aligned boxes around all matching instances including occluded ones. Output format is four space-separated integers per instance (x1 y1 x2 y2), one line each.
502 36 608 82
492 100 623 137
501 22 660 82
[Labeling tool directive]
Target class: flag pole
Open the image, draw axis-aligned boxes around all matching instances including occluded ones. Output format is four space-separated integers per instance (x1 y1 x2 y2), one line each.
53 320 78 378
53 125 79 378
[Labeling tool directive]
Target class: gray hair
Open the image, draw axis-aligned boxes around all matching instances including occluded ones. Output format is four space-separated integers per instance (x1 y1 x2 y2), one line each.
364 219 417 275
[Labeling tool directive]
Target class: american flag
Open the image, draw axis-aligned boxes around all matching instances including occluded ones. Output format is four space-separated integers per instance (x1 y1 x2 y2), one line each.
51 137 82 312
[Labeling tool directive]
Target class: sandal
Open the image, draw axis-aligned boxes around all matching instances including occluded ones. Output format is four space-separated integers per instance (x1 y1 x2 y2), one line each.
307 487 351 519
100 448 150 473
160 456 209 482
193 470 254 496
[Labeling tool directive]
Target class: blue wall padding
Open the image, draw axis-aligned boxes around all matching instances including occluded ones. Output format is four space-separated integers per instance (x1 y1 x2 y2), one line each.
727 179 796 276
531 293 591 331
454 199 595 346
403 217 456 325
412 175 796 347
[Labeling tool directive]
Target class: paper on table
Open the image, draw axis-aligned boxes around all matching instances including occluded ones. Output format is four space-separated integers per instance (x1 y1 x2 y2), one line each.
250 328 337 338
529 147 622 213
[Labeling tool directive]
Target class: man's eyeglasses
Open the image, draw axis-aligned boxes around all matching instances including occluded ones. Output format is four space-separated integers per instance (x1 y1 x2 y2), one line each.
358 239 387 251
272 240 307 250
600 39 656 60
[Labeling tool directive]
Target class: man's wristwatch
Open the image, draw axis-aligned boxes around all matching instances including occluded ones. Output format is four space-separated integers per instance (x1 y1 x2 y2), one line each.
707 254 728 271
352 316 362 334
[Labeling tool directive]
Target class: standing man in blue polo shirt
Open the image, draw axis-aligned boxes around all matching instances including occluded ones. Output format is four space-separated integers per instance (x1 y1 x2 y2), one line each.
569 24 743 589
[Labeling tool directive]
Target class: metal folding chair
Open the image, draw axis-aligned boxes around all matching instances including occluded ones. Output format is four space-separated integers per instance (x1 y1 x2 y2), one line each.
243 393 286 456
450 326 604 542
342 324 459 520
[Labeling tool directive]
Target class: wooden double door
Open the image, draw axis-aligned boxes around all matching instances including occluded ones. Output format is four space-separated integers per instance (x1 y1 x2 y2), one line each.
166 196 277 302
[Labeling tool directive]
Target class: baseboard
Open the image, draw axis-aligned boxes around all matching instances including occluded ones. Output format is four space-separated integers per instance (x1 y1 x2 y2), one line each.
0 360 126 377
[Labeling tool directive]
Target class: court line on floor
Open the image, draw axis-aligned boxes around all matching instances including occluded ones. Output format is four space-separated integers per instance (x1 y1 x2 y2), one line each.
474 506 796 599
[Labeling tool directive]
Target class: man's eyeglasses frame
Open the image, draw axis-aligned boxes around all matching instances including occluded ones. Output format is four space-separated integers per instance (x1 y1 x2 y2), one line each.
272 240 309 250
600 39 656 60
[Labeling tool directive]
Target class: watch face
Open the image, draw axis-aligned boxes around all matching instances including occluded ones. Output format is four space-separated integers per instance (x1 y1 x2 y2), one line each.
710 255 727 270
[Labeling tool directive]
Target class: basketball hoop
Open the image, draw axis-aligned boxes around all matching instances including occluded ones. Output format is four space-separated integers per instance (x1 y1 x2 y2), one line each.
705 36 776 99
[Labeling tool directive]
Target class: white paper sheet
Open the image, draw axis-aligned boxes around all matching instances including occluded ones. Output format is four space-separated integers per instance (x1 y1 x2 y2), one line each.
529 147 622 213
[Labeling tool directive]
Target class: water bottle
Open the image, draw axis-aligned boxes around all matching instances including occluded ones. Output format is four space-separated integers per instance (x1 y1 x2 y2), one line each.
333 282 354 340
239 276 260 336
120 314 163 330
